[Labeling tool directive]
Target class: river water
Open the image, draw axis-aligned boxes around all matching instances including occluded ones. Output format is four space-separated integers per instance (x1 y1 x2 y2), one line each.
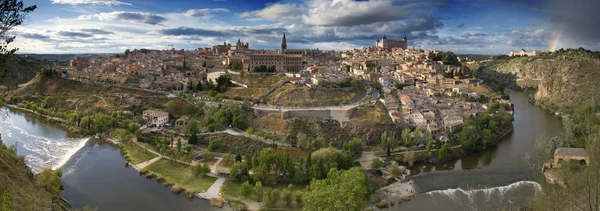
388 90 563 210
0 109 229 211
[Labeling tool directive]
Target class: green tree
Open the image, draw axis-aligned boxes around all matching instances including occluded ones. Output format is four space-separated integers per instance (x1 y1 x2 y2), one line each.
228 59 243 71
240 181 252 198
343 138 363 155
438 143 451 161
188 133 198 145
254 182 264 200
401 127 412 147
304 167 370 211
380 131 397 156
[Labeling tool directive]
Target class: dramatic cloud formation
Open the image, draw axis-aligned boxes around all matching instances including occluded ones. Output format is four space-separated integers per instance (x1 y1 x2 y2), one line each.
57 31 94 38
461 32 488 38
80 28 114 35
185 8 229 17
240 3 301 20
10 0 600 54
302 0 414 26
548 0 600 47
79 12 167 25
51 0 131 5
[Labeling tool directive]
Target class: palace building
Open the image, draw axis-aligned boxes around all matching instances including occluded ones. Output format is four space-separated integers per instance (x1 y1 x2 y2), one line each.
376 34 408 50
247 33 304 72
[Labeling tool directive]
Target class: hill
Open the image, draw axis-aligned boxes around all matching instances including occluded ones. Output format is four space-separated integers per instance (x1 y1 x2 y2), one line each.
0 144 62 210
470 49 600 112
2 56 54 87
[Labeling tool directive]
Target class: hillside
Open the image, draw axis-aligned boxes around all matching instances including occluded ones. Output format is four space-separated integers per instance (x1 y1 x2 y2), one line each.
472 50 600 112
8 74 172 112
2 56 54 87
0 146 61 210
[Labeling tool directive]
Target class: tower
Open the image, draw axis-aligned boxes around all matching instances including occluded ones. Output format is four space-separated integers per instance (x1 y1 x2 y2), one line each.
281 33 287 53
403 34 408 49
381 34 388 49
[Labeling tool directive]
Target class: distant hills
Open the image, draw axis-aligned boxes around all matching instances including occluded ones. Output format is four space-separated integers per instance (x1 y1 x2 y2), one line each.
18 53 108 61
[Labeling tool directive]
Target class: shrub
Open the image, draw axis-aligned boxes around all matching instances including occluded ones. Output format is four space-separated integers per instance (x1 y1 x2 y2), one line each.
171 184 183 194
185 189 194 198
240 181 253 198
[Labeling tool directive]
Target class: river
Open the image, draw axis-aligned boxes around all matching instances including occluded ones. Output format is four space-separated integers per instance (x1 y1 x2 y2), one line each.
0 108 230 211
385 91 563 210
1 90 560 210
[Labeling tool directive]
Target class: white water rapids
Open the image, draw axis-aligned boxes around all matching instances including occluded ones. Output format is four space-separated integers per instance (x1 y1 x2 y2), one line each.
0 109 90 174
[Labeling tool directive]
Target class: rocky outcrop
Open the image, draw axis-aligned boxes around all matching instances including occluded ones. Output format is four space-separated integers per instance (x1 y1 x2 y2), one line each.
473 52 600 112
3 56 54 87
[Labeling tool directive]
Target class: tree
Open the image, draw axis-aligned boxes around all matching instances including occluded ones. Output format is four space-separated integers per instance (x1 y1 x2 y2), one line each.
438 143 451 161
228 59 243 71
188 133 198 145
381 131 397 156
254 182 264 200
343 138 363 155
240 181 252 198
0 0 37 83
401 127 412 147
371 158 383 169
304 167 370 211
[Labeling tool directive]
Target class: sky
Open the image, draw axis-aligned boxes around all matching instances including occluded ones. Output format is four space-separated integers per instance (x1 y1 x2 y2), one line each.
10 0 600 54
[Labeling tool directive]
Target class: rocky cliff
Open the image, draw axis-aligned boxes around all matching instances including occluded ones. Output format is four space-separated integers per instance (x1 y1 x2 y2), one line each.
472 51 600 112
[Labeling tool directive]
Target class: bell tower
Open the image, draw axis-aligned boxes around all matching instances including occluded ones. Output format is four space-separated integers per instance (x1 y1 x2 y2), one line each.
281 33 287 53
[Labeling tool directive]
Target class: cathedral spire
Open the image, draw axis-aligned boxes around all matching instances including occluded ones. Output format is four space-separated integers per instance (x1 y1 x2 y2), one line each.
281 32 287 52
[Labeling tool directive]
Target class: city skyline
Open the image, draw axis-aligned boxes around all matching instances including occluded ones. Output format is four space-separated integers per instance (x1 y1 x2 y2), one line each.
12 0 600 54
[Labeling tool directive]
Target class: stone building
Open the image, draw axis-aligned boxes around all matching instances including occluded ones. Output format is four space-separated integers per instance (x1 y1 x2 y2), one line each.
376 34 408 50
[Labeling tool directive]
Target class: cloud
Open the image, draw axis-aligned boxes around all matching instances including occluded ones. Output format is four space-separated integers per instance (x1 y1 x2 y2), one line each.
79 11 167 25
19 33 50 40
506 28 552 48
302 0 437 26
240 3 301 20
57 31 94 38
51 0 131 5
159 27 226 37
80 28 114 35
456 23 465 28
185 8 229 17
461 32 488 38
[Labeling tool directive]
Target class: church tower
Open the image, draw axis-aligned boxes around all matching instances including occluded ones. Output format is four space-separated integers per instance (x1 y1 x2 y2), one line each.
281 33 287 53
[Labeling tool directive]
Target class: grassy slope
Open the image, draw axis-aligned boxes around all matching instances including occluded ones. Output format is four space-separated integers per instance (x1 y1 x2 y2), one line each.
350 102 394 125
266 84 366 106
0 149 60 210
8 75 171 113
144 159 216 192
120 141 157 165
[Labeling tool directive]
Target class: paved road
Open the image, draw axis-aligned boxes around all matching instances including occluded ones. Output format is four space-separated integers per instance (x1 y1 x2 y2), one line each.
210 157 223 174
197 177 226 199
136 156 161 169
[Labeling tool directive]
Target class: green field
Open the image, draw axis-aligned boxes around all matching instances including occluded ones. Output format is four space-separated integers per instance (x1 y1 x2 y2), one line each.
121 140 157 164
145 159 217 193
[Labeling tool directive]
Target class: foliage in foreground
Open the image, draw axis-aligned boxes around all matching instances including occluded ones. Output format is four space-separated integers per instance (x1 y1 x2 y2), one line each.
304 167 370 211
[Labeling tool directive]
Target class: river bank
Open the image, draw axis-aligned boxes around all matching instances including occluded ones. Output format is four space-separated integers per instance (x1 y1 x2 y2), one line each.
378 90 562 211
0 108 232 210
